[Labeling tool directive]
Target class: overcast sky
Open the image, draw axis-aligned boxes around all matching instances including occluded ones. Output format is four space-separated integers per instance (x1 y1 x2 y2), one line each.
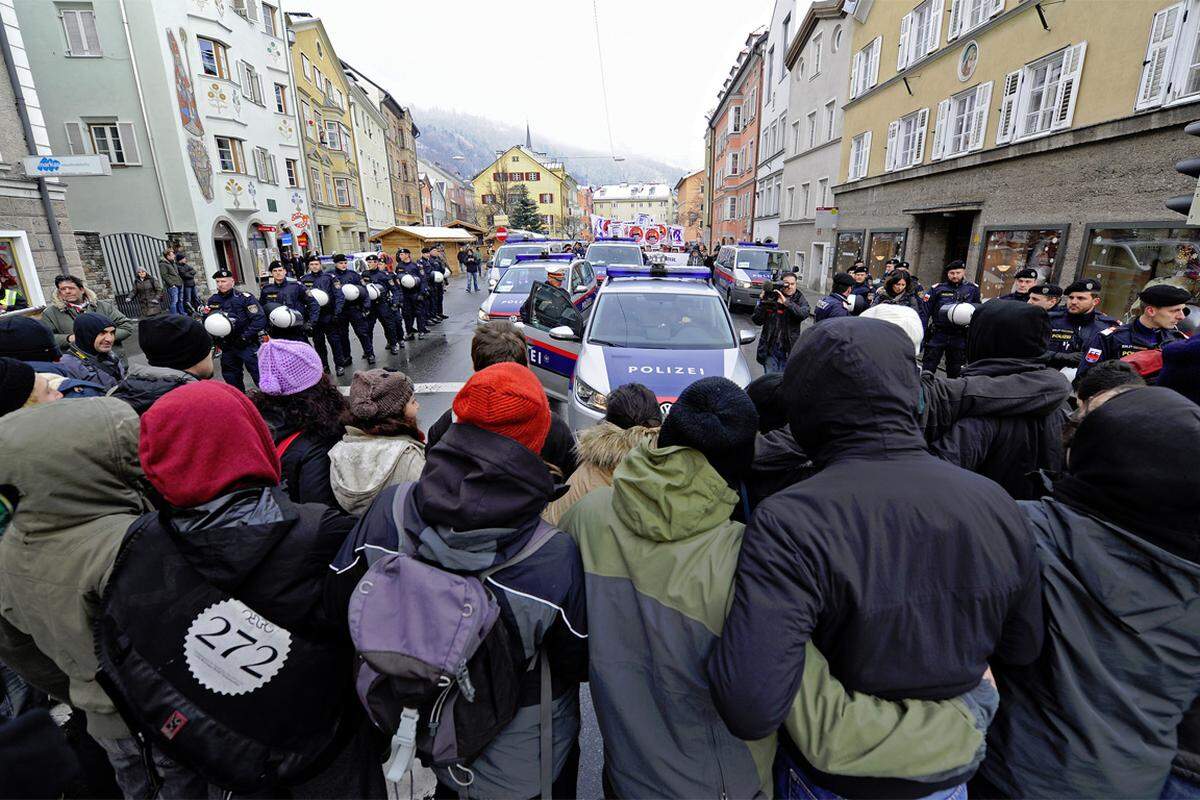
293 0 775 170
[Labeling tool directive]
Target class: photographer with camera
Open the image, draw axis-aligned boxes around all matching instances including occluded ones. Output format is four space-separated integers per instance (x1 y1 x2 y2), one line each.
752 272 810 373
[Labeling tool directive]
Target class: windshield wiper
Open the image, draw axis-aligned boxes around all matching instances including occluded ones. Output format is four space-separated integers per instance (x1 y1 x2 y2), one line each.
588 338 624 347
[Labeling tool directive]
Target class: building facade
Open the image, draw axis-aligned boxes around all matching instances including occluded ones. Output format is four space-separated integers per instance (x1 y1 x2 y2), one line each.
592 183 674 223
345 63 421 227
289 14 366 254
419 173 446 226
419 158 474 224
834 0 1200 317
472 145 580 237
778 0 850 292
674 168 706 244
753 0 798 244
344 70 394 235
17 0 312 287
708 31 767 245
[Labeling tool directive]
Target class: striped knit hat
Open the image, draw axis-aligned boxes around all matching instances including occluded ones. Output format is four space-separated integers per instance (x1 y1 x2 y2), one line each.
452 362 550 454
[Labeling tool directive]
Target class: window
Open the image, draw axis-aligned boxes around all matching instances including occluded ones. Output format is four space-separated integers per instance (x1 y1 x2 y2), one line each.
334 177 351 207
215 136 246 173
867 231 908 278
832 25 843 52
1135 3 1200 110
727 196 737 220
316 39 323 57
851 37 882 98
807 110 817 149
261 3 278 36
767 45 775 98
836 231 865 272
848 131 872 180
323 120 341 150
313 67 324 93
324 175 335 206
800 183 811 218
791 120 800 153
729 151 740 175
238 61 264 105
1080 225 1200 318
301 100 315 139
885 108 929 170
811 32 823 76
979 227 1063 300
898 0 943 71
538 193 554 203
285 158 300 187
797 57 806 79
731 105 743 133
198 37 230 79
782 15 791 63
301 54 311 80
84 122 140 165
481 193 495 204
511 155 519 162
274 83 288 114
818 178 829 208
310 167 323 201
933 82 992 159
543 214 555 228
825 100 837 141
786 186 795 219
996 43 1087 143
60 6 101 57
948 0 1003 41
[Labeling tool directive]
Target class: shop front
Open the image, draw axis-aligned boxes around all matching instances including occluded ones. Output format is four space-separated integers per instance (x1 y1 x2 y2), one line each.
1074 223 1200 320
976 225 1068 301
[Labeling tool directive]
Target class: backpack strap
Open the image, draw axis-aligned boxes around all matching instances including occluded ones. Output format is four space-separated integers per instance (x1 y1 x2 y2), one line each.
539 652 552 800
481 519 558 580
275 429 303 459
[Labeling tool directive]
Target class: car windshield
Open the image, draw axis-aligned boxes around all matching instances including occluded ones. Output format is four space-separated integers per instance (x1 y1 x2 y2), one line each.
495 266 548 293
586 244 644 266
495 244 554 267
735 249 791 272
588 292 735 350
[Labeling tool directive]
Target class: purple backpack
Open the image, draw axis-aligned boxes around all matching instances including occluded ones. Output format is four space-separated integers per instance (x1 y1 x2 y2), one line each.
348 484 557 798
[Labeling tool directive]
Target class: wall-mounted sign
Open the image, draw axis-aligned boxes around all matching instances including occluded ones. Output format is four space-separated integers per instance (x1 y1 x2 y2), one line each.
21 154 112 176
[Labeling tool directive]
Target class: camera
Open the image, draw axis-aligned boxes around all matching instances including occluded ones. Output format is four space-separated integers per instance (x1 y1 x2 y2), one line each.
762 280 785 299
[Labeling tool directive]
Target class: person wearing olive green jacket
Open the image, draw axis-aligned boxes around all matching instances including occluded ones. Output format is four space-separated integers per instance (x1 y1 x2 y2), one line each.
560 378 993 800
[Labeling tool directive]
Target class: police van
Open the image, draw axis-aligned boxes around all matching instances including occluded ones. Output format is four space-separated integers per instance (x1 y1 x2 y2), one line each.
712 242 791 310
584 237 645 279
477 253 598 323
521 264 756 430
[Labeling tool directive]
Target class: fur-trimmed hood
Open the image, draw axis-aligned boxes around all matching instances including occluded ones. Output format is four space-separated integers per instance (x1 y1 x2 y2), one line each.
574 422 659 472
50 286 98 311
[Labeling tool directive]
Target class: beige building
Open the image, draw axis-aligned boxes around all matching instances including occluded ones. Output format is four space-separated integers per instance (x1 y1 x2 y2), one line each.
592 182 674 224
834 0 1200 317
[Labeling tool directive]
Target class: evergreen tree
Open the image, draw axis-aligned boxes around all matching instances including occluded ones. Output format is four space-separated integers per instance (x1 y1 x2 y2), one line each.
509 184 544 233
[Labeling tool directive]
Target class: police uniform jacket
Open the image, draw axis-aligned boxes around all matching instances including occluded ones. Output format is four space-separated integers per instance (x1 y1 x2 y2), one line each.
331 267 370 316
298 270 343 322
399 262 425 296
362 268 400 308
207 289 266 344
925 281 982 340
813 292 852 322
1046 308 1118 357
259 280 319 326
1077 318 1186 376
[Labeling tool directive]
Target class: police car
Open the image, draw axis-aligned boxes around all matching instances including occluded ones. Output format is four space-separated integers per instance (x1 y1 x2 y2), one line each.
712 242 791 310
477 253 598 322
521 264 756 430
584 237 645 279
487 238 567 290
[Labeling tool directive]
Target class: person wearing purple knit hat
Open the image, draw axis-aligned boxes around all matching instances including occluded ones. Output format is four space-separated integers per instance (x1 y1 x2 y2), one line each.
250 339 348 506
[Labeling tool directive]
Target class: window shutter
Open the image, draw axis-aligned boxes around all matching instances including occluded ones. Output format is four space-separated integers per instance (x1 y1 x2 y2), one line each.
862 130 872 177
928 0 945 54
995 69 1022 144
80 11 101 55
884 119 900 171
990 0 1005 16
850 51 862 98
238 62 251 98
61 11 85 55
1051 42 1087 130
64 122 88 154
245 0 259 23
968 81 992 151
117 123 140 165
898 12 911 70
1136 5 1183 111
868 37 882 88
931 98 951 160
948 0 963 41
913 107 930 163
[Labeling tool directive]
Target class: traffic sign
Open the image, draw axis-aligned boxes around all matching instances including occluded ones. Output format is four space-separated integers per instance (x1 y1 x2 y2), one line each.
495 226 508 243
279 233 293 245
21 154 111 177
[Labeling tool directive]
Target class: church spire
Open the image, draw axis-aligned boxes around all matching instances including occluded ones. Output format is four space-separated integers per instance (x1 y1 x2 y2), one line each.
525 119 532 149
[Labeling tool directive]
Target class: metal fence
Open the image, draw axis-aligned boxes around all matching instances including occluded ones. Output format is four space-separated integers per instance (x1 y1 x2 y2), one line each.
100 232 168 318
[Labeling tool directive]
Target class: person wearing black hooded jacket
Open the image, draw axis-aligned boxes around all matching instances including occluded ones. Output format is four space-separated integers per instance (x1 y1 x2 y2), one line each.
745 373 814 508
977 387 1200 799
928 301 1070 500
708 317 1043 800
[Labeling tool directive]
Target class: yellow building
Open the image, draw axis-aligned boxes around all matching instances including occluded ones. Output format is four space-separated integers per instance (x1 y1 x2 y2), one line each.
472 145 582 238
287 14 368 254
833 0 1200 316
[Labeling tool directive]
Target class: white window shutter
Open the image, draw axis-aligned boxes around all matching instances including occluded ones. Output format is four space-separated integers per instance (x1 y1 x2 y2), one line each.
995 69 1022 144
80 11 101 55
947 0 963 41
1136 5 1183 111
246 0 259 22
61 11 84 55
898 12 911 70
969 81 992 151
269 154 278 184
850 51 862 98
238 62 250 98
929 0 945 54
862 130 872 177
885 120 900 171
914 107 930 163
931 98 951 160
990 0 1005 16
1051 42 1087 130
869 37 882 88
64 122 88 154
117 123 140 165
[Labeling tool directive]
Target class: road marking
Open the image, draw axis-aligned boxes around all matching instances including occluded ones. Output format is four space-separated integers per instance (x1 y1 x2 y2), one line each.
338 381 465 395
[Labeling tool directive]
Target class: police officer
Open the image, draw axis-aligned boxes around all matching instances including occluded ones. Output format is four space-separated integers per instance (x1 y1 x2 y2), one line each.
397 248 429 341
206 268 265 393
362 253 405 354
997 268 1039 302
328 253 375 373
849 262 872 314
922 259 981 378
519 263 572 327
1027 283 1063 312
298 254 343 373
814 273 857 323
428 246 449 323
415 248 437 332
1042 279 1114 368
1077 283 1189 377
260 261 319 342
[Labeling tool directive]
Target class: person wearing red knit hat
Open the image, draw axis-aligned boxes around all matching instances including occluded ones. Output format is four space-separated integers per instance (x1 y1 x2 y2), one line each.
96 380 384 797
451 361 551 454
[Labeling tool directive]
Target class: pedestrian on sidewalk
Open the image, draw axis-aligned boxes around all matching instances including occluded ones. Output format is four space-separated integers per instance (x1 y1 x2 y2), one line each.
158 247 184 315
176 253 200 313
127 266 161 318
59 313 127 391
462 246 481 293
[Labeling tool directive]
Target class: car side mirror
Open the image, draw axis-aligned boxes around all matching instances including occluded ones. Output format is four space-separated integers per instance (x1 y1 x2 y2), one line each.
549 325 579 341
574 284 588 293
739 329 757 345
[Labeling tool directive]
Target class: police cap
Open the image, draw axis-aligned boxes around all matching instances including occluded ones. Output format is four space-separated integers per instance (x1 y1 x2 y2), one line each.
832 273 857 290
1139 284 1192 308
1065 278 1102 295
850 264 868 275
885 258 900 267
213 268 234 279
269 260 285 271
396 247 410 255
1014 268 1039 280
331 253 347 263
365 253 379 262
1031 283 1063 298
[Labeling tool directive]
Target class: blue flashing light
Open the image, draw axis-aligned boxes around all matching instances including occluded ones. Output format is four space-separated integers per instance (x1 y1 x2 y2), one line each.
513 253 575 263
594 236 638 243
606 266 712 280
736 241 779 248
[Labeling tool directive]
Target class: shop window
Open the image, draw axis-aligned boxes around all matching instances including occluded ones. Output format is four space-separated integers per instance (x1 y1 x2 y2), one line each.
867 230 907 279
978 227 1063 300
1080 225 1200 319
836 230 865 273
0 239 33 310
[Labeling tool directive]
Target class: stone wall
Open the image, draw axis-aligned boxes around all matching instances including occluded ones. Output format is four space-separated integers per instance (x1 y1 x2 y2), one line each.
167 231 205 292
72 230 113 299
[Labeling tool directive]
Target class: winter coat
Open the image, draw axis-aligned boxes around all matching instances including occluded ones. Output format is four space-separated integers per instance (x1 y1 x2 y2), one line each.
158 257 182 289
709 318 1044 799
176 261 197 288
258 405 341 509
0 398 151 739
106 363 199 415
58 344 126 391
919 367 1074 444
561 443 993 799
872 285 928 325
328 426 425 516
751 291 811 365
128 275 161 317
428 406 578 480
328 423 588 799
41 288 134 350
747 427 814 509
541 422 657 526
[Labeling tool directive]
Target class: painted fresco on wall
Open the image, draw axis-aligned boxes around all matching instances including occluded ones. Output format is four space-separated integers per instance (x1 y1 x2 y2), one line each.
167 30 203 136
189 138 215 202
225 178 246 208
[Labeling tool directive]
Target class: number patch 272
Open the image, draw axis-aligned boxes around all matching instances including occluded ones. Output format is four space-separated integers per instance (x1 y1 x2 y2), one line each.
183 599 292 696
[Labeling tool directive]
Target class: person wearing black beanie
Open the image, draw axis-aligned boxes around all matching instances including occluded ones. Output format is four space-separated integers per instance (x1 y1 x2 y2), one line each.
0 316 61 364
656 376 758 493
745 372 814 509
107 315 213 415
924 260 981 378
60 313 126 389
0 357 36 416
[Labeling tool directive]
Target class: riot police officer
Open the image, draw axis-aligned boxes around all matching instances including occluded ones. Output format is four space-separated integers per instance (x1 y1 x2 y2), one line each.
298 254 343 372
922 260 981 378
260 261 319 342
997 268 1039 302
330 253 375 374
428 246 448 323
1043 279 1113 367
872 258 900 293
1027 283 1063 313
415 248 437 334
849 262 872 314
362 253 405 354
397 248 429 341
206 268 266 393
814 273 857 323
1077 283 1189 377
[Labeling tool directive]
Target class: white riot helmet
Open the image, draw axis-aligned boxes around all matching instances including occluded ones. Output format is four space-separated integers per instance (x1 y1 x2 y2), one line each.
432 270 444 284
309 287 330 307
400 273 418 289
341 283 361 301
943 302 977 327
203 311 233 338
269 306 303 329
365 283 382 301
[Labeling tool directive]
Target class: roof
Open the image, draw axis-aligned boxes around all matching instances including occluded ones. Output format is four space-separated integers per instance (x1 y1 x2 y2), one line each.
593 183 673 201
447 219 486 234
786 0 846 69
470 145 572 182
369 226 475 243
673 168 705 191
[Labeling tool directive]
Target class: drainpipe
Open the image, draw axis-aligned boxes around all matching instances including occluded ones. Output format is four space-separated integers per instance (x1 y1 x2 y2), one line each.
117 0 173 230
0 18 68 270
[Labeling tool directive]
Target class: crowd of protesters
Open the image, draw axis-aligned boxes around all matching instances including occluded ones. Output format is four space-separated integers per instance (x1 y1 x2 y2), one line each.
0 241 1197 800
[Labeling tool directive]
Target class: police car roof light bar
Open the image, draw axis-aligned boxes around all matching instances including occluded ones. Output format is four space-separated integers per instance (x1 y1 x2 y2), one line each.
736 241 778 248
513 253 575 263
605 266 712 280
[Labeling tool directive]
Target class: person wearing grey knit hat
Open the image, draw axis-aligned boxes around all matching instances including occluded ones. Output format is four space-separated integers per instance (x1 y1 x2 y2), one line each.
328 369 426 515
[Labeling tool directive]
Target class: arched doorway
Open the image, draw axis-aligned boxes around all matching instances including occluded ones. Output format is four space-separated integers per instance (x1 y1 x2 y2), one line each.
246 222 270 282
213 221 243 283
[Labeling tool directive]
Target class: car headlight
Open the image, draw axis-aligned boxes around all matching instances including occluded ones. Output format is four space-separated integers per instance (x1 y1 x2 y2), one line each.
477 308 489 322
737 281 752 289
575 376 607 413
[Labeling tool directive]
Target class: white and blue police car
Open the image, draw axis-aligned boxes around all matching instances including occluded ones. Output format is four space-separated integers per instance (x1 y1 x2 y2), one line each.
487 237 567 290
522 264 756 430
477 253 598 323
712 241 791 310
584 237 645 280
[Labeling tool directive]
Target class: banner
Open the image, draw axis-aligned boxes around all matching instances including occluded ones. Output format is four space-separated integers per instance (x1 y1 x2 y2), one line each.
635 213 653 227
668 226 684 246
591 216 610 239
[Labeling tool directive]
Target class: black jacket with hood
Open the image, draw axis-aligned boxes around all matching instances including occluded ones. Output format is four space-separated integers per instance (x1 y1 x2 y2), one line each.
258 405 341 509
106 363 199 415
427 406 578 480
708 318 1043 799
929 302 1070 499
751 290 811 365
981 388 1200 799
747 427 814 509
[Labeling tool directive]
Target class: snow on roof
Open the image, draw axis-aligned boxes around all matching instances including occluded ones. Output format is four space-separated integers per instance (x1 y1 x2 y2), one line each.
370 226 475 242
593 183 673 201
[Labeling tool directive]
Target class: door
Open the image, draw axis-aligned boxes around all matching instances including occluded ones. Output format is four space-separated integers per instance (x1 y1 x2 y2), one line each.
945 213 976 266
214 221 243 283
570 261 598 313
522 281 584 402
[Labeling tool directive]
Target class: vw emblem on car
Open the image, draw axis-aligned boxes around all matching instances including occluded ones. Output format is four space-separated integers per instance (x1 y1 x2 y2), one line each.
659 401 673 416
